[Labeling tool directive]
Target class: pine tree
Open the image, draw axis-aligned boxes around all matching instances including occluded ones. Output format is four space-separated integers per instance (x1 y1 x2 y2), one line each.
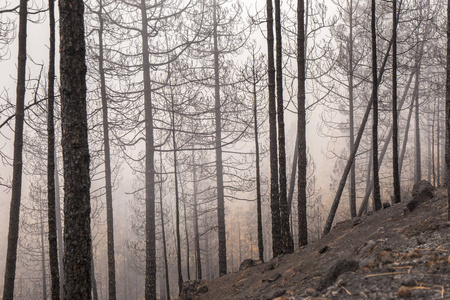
2 0 27 298
59 0 92 297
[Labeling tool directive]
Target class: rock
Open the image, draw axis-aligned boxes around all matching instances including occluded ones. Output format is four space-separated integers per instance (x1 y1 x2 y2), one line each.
416 236 426 245
264 262 276 272
406 198 420 212
398 286 411 298
239 258 255 271
382 202 391 209
318 245 329 254
197 285 208 294
407 180 434 212
265 272 282 283
352 217 362 226
316 259 359 291
412 180 434 198
262 288 286 300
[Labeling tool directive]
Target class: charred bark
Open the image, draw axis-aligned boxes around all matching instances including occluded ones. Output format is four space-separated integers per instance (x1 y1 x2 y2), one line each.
392 0 401 204
47 0 60 298
59 0 92 297
297 0 308 247
266 0 282 257
275 0 294 254
2 0 27 298
371 0 382 211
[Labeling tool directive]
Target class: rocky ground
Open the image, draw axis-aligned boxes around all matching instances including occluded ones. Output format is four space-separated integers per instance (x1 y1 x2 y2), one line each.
180 182 450 300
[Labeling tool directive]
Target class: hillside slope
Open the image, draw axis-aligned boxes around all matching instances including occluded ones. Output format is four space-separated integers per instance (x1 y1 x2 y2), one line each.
183 185 450 299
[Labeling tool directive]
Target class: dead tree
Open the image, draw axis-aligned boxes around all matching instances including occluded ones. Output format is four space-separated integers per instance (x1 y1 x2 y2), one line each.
3 0 28 298
47 0 61 298
297 0 308 247
371 0 382 211
446 0 450 221
59 0 92 297
275 0 294 254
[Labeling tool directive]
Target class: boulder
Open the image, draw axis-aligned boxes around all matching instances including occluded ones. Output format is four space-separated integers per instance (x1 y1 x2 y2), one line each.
407 180 434 212
197 285 208 294
318 245 329 254
239 258 255 271
411 180 434 199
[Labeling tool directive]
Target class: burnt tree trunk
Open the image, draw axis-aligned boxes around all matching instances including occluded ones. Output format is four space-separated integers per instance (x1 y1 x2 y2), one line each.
213 0 227 275
287 133 298 213
275 0 294 254
414 61 422 184
171 91 183 293
371 0 382 211
2 0 27 298
59 0 92 297
140 0 157 298
159 153 171 300
392 0 401 204
192 154 202 279
446 0 450 221
297 0 308 247
266 0 282 257
47 0 60 298
183 200 191 280
97 1 117 298
40 208 48 300
251 56 264 262
348 0 357 218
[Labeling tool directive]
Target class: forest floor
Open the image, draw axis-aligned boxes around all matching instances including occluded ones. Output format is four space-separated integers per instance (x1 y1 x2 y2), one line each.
182 185 450 299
